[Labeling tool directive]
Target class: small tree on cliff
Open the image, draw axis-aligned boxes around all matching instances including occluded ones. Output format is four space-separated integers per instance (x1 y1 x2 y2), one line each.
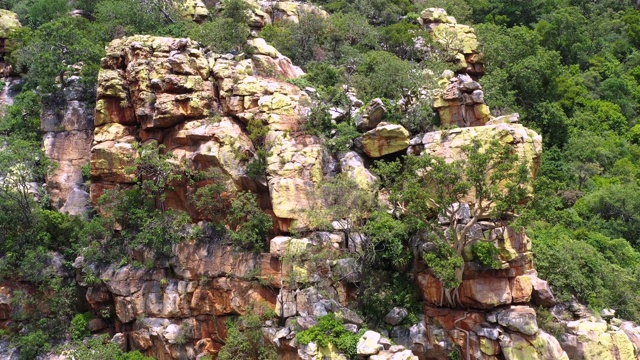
374 138 531 289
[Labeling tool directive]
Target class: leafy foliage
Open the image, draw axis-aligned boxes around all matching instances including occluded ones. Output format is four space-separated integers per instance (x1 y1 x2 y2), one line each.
218 310 277 360
69 312 93 341
296 314 364 358
68 334 154 360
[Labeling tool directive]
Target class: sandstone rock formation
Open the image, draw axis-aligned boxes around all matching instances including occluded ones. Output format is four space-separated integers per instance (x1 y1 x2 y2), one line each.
433 71 490 127
359 123 411 158
12 12 639 360
177 0 209 22
419 8 484 77
42 69 94 214
90 35 318 232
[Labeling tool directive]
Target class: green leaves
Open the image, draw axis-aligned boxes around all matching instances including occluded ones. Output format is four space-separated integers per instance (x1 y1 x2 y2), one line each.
296 314 363 358
9 16 104 92
227 191 272 252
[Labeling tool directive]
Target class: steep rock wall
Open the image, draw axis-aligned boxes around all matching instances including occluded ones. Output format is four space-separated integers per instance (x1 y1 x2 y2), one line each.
90 35 319 232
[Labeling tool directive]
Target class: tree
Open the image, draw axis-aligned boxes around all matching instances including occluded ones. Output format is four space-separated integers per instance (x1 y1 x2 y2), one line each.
374 138 530 288
8 16 104 92
352 50 420 100
188 0 250 53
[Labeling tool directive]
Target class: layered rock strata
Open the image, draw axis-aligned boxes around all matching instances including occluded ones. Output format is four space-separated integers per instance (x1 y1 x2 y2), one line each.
419 8 484 77
42 69 94 214
90 35 316 231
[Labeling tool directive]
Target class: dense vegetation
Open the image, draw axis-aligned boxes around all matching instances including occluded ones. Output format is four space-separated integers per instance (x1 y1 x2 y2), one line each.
3 0 640 357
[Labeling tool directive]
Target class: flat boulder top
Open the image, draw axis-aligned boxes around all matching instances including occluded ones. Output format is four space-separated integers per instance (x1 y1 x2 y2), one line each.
0 10 21 39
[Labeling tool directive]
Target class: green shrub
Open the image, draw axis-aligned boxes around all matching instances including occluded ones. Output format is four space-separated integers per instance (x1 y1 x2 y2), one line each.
70 312 93 341
296 314 364 358
68 334 154 360
16 330 49 360
471 241 501 269
227 192 272 252
422 242 465 289
360 272 421 326
218 310 276 360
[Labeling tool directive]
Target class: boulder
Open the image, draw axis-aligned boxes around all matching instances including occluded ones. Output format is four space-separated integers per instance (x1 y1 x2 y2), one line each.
178 0 209 22
339 151 377 190
0 10 20 38
247 38 281 58
355 98 386 132
500 331 569 360
510 275 533 303
530 275 556 307
357 331 383 356
496 306 538 336
562 319 636 360
384 307 409 326
459 277 513 309
360 124 410 158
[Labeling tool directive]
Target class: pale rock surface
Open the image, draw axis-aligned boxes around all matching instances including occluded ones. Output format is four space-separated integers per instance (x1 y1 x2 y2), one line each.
360 124 410 158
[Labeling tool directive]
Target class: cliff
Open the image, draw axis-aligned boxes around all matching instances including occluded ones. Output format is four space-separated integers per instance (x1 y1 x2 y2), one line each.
1 4 640 360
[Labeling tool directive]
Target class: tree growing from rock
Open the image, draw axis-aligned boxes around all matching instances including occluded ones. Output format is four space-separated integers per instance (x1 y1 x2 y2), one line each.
374 138 531 290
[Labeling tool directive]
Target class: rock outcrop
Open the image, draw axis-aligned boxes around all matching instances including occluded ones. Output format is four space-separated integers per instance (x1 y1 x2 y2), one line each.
42 68 94 214
432 71 490 127
16 10 640 360
90 35 320 232
419 8 484 77
177 0 209 22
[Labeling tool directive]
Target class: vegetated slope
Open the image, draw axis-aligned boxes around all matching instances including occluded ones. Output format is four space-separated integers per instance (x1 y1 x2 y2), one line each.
1 0 640 358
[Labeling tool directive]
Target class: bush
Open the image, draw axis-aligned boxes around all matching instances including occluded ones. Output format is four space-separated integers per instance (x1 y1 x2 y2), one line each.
218 310 276 360
296 314 364 358
352 50 419 100
531 223 640 321
471 241 501 269
69 334 154 360
69 312 92 341
227 192 272 252
360 272 421 326
16 330 49 360
188 17 249 53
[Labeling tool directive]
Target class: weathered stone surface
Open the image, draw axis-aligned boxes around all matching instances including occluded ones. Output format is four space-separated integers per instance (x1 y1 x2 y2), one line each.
0 10 20 38
531 274 556 307
500 331 569 360
41 74 95 213
459 277 513 309
355 98 386 132
178 0 209 22
419 272 513 309
497 306 538 336
561 319 636 360
357 331 383 356
339 151 377 190
510 275 533 303
360 124 410 158
384 307 408 326
247 38 281 58
90 140 137 183
419 8 484 76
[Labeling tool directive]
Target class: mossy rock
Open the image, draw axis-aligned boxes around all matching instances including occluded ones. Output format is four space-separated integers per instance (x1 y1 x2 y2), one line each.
0 10 21 38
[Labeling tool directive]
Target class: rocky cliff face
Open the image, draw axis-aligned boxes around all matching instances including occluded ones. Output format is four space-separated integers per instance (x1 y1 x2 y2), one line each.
90 35 317 232
3 5 640 360
42 69 94 214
